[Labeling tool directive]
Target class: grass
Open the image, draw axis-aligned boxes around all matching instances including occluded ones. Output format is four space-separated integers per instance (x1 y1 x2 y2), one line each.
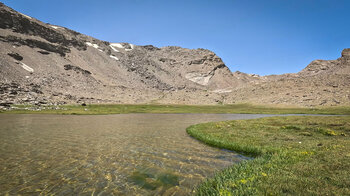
186 116 350 195
1 103 350 115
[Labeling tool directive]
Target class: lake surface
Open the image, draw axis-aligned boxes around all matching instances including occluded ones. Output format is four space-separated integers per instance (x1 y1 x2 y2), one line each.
0 113 275 195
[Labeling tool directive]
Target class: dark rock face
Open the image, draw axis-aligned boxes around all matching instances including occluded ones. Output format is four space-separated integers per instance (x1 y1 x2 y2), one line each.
0 35 70 56
64 64 92 75
0 3 86 51
7 52 23 61
188 54 223 65
38 51 50 55
142 45 160 51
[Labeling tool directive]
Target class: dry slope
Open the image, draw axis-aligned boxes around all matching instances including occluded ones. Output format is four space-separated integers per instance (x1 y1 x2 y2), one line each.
225 49 350 106
0 2 349 108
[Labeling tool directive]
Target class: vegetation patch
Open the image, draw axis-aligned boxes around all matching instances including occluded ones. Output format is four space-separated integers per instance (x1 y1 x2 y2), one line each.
129 168 179 191
186 116 350 195
1 103 350 115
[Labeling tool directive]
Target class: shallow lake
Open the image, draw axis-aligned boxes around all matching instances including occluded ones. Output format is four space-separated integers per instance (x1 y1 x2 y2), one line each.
0 113 275 195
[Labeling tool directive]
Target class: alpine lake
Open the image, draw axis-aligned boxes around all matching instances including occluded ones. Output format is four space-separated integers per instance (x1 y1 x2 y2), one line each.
1 113 280 195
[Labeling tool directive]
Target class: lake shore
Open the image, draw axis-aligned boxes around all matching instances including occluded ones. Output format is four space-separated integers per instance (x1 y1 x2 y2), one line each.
1 103 350 115
186 115 350 195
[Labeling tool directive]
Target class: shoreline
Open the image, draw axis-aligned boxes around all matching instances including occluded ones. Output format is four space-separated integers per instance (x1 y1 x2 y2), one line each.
186 115 350 195
1 104 350 115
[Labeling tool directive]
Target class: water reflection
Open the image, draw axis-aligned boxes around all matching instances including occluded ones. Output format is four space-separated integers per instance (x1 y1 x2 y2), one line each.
0 113 273 195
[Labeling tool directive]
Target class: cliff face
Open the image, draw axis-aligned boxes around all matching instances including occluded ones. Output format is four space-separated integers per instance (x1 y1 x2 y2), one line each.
0 2 349 107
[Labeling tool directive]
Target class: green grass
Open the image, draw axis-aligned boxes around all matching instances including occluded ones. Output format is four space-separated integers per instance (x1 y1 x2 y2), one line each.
186 116 350 195
1 103 350 115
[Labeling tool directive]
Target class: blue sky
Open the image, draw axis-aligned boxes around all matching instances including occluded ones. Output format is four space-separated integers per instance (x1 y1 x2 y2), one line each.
2 0 349 75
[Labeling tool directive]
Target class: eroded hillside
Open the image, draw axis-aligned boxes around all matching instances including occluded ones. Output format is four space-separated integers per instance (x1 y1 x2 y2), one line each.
0 2 349 108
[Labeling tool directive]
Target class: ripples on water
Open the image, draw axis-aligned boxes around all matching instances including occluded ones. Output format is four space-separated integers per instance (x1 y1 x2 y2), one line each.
0 113 272 195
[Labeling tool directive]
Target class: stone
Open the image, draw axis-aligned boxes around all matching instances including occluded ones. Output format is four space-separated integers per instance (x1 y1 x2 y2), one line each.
7 52 23 61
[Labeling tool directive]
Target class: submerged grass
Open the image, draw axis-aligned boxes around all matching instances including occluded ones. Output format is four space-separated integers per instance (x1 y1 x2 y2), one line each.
1 103 350 115
186 116 350 195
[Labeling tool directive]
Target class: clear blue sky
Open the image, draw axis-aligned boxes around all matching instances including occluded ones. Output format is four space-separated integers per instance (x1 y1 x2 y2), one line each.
2 0 349 75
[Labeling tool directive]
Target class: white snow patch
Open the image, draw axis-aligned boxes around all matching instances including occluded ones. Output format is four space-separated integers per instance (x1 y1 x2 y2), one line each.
109 45 120 52
20 62 34 72
110 43 124 48
98 49 103 52
50 25 62 29
211 89 232 93
20 13 32 19
85 42 100 49
185 72 213 86
25 76 30 79
109 55 119 61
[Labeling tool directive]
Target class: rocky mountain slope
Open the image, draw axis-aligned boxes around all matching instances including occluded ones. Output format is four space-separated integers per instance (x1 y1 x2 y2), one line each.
0 2 349 108
223 49 350 107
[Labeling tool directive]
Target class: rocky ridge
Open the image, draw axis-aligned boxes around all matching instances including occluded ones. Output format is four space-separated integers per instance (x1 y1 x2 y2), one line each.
224 49 350 106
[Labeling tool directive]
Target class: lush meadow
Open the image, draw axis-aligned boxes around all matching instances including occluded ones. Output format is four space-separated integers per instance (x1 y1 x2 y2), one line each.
187 116 350 195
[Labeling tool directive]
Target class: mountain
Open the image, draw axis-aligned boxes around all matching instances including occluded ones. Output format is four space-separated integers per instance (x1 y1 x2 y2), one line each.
0 2 349 108
225 49 350 106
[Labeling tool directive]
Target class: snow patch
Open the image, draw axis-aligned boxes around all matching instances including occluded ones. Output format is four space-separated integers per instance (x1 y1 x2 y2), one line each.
109 55 119 61
109 45 120 52
185 72 213 86
20 62 34 72
110 43 134 51
86 42 100 49
211 89 232 93
50 25 62 29
110 43 124 48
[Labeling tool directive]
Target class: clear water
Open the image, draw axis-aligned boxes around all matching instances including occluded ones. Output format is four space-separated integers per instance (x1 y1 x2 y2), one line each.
0 113 274 195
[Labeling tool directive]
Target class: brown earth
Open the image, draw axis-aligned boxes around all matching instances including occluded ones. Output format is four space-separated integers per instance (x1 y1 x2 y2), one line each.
0 3 349 108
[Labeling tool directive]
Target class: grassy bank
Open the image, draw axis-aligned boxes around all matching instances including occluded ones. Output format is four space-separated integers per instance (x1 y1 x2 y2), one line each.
1 104 350 115
186 116 350 195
